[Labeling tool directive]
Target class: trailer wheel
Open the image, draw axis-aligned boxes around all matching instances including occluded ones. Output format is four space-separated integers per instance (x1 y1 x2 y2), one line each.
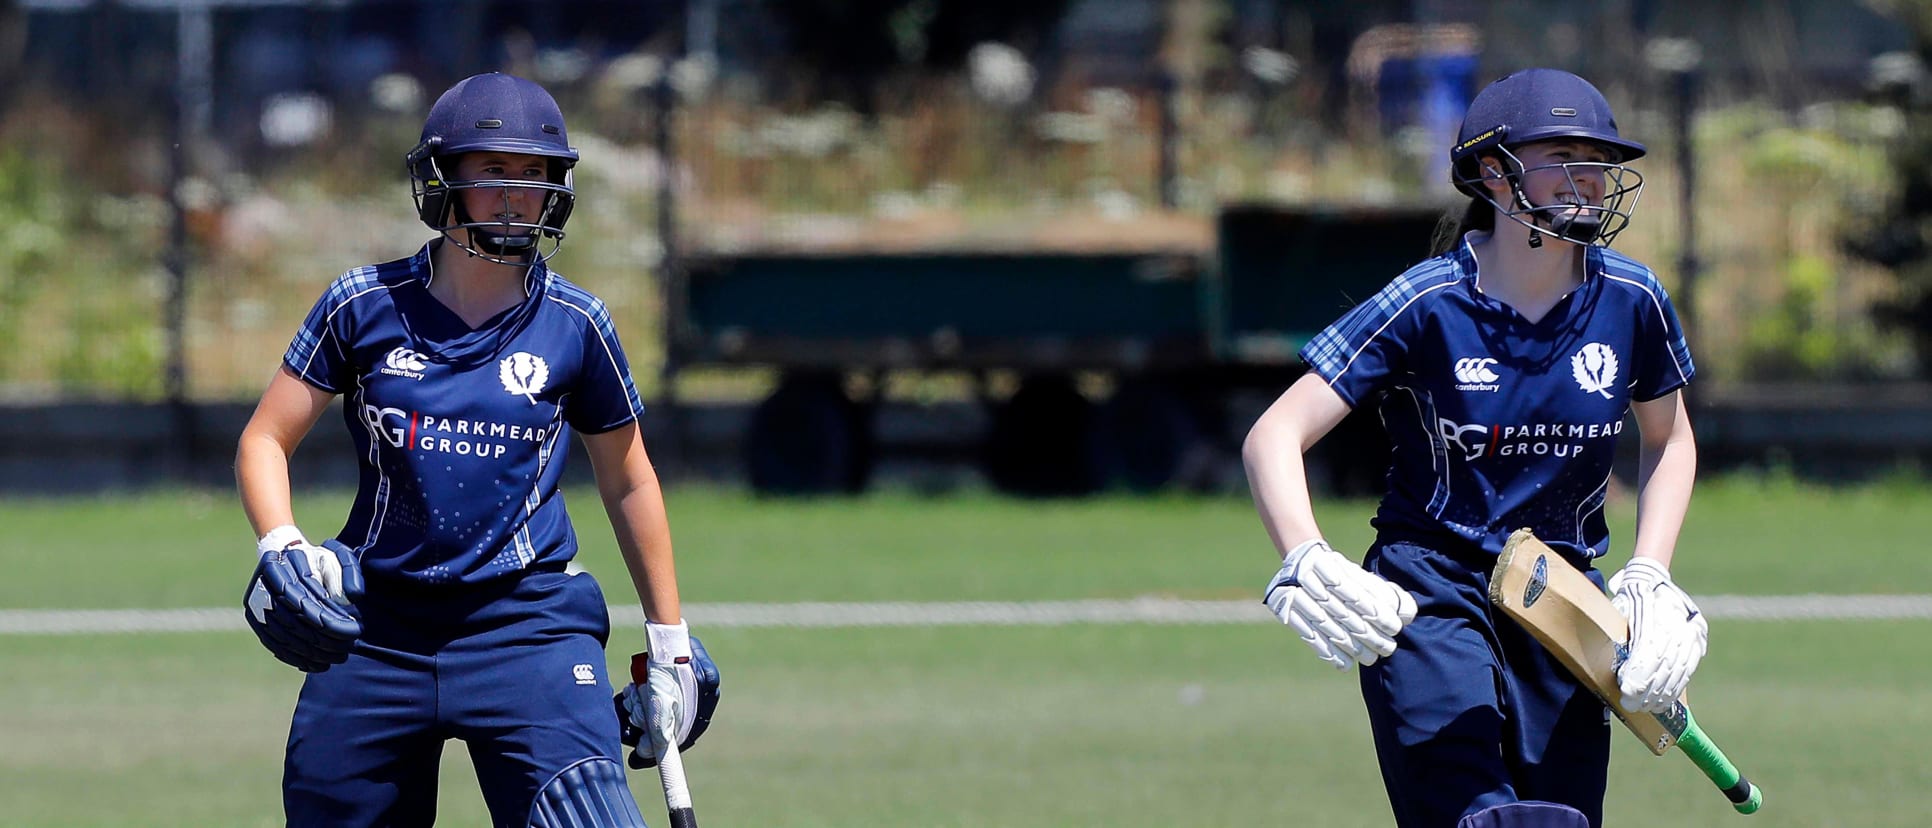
982 375 1105 497
745 374 872 495
1100 381 1209 492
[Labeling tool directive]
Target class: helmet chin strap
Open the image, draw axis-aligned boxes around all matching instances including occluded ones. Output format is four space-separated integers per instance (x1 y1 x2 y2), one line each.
1545 210 1603 245
449 201 539 262
472 230 538 258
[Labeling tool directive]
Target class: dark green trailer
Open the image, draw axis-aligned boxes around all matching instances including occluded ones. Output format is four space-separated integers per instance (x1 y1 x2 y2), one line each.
663 204 1444 495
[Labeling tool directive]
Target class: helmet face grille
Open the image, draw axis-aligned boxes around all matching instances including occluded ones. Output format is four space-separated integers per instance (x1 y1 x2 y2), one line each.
1509 160 1644 247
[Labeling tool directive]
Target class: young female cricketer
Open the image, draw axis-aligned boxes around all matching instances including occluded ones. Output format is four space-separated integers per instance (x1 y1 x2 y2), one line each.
1244 68 1709 828
236 72 716 827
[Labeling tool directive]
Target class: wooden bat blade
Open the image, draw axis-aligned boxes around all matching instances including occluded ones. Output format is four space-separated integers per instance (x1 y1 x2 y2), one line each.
1488 529 1676 755
1489 530 1764 814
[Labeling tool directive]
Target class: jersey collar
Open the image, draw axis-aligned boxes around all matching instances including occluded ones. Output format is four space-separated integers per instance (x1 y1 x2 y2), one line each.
414 240 551 297
412 242 435 286
406 240 553 368
1456 230 1606 292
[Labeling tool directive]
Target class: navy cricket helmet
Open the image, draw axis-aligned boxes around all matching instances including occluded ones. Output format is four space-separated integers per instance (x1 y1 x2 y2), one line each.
1449 68 1646 247
408 72 580 263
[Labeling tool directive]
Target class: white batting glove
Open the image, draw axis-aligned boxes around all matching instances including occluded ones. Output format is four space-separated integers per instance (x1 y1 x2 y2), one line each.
623 620 698 754
1263 539 1419 670
257 525 349 605
1609 557 1708 713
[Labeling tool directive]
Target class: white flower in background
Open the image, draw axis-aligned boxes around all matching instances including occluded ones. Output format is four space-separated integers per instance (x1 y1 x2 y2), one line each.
370 73 422 113
1241 47 1298 85
969 42 1034 108
260 93 331 147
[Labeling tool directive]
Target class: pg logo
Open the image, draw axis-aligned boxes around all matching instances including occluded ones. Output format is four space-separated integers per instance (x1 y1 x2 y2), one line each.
1454 357 1500 384
1437 417 1491 461
360 404 410 448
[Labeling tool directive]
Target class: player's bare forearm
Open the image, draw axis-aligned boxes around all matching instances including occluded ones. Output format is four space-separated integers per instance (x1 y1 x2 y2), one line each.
237 435 297 535
1243 373 1352 558
1630 391 1697 567
585 423 682 624
236 367 333 537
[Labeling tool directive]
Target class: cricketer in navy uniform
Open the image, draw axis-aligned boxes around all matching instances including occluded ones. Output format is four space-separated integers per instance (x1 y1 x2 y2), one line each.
236 73 717 828
1243 69 1710 828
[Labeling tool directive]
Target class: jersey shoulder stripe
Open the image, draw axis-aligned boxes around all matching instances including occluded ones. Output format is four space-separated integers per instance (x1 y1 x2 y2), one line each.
544 273 612 326
543 274 642 424
1594 249 1694 389
1594 248 1669 299
1301 255 1465 384
287 257 415 389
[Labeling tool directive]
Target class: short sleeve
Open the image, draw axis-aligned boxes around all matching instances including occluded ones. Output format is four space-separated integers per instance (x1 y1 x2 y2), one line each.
1298 268 1443 408
565 296 645 434
1629 280 1696 402
282 275 365 393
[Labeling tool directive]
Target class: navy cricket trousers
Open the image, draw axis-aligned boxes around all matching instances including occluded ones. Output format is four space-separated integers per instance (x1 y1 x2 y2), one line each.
283 568 629 827
1358 538 1612 828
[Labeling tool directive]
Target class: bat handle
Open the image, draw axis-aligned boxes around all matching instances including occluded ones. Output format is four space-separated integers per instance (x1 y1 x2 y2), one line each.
657 739 698 828
1675 709 1763 815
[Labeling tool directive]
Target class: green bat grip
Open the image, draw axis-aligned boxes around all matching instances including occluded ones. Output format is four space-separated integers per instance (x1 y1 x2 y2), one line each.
1673 708 1763 814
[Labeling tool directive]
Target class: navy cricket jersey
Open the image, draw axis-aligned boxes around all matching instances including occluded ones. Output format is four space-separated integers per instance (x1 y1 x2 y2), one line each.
284 242 644 586
1300 233 1694 560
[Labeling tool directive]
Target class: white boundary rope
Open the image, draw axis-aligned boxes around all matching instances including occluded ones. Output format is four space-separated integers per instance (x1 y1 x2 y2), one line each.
3 595 1931 635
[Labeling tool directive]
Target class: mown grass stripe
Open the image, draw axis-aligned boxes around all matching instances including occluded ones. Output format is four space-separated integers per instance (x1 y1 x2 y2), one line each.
3 595 1931 635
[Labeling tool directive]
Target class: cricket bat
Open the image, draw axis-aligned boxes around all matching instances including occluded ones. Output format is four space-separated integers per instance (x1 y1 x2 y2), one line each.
1489 529 1763 815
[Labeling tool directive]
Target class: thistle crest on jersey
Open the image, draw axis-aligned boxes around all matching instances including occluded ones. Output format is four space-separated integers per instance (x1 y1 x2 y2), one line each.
1571 343 1620 398
501 351 550 402
1450 68 1646 247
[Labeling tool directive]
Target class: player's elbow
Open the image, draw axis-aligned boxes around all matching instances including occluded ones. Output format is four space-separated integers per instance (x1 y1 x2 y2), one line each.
235 427 284 467
593 457 663 509
1241 415 1295 472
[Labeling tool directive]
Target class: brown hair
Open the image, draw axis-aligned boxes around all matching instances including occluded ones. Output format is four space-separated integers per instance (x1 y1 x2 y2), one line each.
1430 197 1495 256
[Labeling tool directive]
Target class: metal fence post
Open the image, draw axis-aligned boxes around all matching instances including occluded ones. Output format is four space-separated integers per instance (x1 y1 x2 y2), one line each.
1157 67 1180 209
653 63 688 476
1648 37 1704 377
166 2 214 476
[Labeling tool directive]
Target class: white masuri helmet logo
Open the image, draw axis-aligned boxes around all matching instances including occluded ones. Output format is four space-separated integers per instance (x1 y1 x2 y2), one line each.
501 352 549 403
1571 343 1620 399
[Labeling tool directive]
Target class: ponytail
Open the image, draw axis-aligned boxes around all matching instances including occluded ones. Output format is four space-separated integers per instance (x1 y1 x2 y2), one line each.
1430 197 1495 256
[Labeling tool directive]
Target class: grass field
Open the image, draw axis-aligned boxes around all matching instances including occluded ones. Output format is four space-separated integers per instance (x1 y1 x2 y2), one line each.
2 475 1929 826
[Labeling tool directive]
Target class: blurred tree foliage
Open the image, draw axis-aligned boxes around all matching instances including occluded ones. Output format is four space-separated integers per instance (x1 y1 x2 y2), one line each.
1697 102 1899 379
0 91 171 398
0 148 59 374
1846 1 1932 377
